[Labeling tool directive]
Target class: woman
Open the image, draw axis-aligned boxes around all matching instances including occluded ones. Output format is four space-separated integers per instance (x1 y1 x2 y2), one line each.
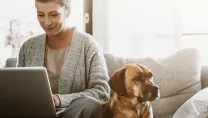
17 0 110 118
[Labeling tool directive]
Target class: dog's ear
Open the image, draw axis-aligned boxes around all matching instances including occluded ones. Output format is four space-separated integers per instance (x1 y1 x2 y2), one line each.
136 64 153 78
108 68 127 96
136 64 145 69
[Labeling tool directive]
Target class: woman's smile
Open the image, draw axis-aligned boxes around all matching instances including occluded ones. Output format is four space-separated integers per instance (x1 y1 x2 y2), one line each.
45 26 56 32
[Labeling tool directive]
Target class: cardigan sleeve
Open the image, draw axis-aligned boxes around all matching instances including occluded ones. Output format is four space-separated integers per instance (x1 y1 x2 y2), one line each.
57 36 110 107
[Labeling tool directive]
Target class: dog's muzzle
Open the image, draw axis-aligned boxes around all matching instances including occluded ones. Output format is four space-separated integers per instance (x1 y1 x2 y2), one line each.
143 85 160 101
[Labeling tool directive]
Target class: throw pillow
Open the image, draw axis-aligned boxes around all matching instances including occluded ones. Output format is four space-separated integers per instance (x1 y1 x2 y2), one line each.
173 87 208 118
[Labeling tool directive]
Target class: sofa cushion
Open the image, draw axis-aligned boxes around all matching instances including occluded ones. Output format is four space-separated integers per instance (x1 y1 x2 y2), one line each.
104 48 201 118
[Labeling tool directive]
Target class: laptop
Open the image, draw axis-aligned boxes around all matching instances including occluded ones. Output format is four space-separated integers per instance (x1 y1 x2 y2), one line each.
0 67 65 117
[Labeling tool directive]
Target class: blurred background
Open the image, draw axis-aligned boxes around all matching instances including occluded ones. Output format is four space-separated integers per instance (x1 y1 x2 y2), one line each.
1 0 208 66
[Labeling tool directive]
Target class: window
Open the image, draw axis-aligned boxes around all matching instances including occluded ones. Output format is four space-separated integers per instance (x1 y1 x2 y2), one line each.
93 0 180 59
93 0 208 65
178 0 208 65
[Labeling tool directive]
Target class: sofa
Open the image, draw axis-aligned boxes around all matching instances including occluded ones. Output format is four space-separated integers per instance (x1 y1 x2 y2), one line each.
5 48 208 118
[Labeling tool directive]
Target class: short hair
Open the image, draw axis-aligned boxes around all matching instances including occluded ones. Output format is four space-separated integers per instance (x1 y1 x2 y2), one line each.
35 0 71 9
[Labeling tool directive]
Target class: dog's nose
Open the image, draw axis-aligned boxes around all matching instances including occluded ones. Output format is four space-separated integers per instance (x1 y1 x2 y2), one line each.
143 85 160 100
150 86 160 98
150 86 159 91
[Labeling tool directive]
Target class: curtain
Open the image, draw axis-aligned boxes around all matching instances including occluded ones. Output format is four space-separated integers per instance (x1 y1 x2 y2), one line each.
93 0 181 58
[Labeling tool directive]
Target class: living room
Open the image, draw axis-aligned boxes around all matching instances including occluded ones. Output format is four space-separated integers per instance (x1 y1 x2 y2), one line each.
0 0 208 118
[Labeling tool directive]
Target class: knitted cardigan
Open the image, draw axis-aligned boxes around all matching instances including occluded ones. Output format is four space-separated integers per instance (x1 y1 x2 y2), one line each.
17 31 110 107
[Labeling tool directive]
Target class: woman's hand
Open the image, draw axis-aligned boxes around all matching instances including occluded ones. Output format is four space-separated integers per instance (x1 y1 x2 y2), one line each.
53 94 61 108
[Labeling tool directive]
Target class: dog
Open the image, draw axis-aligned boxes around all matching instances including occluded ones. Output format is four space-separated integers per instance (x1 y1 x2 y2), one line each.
102 64 160 118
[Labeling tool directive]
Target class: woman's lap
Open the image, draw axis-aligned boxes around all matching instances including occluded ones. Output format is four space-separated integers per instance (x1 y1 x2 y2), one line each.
58 96 102 118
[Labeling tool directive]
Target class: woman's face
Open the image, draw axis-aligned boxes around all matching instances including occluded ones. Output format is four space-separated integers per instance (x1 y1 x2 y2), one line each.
35 1 69 36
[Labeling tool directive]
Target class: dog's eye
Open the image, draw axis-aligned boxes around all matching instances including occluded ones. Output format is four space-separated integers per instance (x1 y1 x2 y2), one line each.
140 76 145 81
134 75 145 81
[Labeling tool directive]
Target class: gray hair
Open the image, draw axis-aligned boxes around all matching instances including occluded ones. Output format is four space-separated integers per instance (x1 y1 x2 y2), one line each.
35 0 71 9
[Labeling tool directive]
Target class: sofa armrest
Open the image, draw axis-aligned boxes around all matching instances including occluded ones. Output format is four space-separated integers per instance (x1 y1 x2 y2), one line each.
5 58 17 67
201 66 208 89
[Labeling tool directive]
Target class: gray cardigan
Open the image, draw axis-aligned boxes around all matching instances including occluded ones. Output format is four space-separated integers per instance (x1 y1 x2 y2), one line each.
17 31 110 107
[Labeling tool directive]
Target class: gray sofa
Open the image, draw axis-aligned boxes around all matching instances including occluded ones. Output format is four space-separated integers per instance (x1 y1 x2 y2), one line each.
5 48 208 118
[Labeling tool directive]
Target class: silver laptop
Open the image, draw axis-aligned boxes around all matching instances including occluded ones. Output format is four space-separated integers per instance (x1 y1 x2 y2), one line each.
0 67 65 117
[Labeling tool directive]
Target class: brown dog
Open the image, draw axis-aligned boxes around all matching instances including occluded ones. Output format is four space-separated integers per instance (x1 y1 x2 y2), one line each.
102 64 160 118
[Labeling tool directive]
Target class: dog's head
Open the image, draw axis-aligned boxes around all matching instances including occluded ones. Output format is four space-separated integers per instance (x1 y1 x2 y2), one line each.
108 64 160 102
